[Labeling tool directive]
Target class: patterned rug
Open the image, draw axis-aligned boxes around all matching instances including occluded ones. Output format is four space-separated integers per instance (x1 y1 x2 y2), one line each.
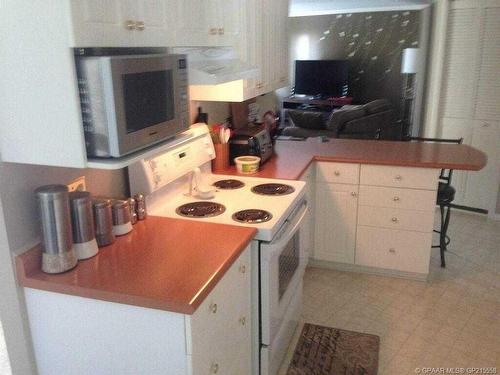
287 324 380 375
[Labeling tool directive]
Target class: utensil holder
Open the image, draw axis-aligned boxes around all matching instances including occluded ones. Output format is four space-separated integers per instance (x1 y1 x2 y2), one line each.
212 143 230 172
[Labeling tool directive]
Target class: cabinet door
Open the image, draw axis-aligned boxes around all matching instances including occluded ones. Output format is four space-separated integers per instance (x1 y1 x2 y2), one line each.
70 0 132 47
440 117 473 205
174 0 216 46
464 121 500 212
314 183 358 264
133 0 173 46
215 0 243 46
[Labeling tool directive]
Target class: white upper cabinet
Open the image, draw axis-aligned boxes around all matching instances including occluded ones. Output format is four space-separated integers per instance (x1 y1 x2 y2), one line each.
173 0 242 47
70 0 173 47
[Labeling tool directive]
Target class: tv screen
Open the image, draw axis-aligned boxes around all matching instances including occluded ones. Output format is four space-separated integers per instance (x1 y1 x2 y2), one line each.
294 60 349 97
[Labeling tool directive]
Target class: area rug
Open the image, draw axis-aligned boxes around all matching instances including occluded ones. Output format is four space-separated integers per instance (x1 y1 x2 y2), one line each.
287 323 380 375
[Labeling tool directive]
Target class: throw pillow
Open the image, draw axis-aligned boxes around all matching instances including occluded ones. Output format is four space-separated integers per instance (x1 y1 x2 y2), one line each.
326 107 366 133
287 110 326 130
363 99 392 114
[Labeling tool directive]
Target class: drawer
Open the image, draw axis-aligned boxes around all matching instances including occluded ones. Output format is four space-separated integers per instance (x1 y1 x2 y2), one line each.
358 205 434 233
360 165 440 190
316 162 360 184
356 225 431 274
358 185 437 211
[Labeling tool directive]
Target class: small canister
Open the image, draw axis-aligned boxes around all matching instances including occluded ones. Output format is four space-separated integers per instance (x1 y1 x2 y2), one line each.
35 184 78 274
93 199 115 247
128 197 138 225
69 191 98 260
134 194 147 220
111 200 133 236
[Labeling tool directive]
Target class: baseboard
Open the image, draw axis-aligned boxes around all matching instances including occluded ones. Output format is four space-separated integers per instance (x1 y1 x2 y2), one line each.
308 259 429 282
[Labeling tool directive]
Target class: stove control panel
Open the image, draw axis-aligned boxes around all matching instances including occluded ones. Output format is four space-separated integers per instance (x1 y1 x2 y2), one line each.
129 124 215 195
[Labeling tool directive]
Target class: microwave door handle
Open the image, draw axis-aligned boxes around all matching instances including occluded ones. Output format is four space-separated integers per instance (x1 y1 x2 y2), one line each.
266 202 308 251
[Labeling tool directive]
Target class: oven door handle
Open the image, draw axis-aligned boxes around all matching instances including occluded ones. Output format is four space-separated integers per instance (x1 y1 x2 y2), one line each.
267 201 308 251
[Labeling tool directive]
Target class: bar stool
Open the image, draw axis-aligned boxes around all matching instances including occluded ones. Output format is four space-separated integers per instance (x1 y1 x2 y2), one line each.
409 137 463 267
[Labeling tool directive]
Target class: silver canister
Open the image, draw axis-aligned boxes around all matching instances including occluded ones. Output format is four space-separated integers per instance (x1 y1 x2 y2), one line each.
34 184 77 274
92 199 115 247
128 197 138 225
111 200 133 236
69 191 98 260
134 193 147 220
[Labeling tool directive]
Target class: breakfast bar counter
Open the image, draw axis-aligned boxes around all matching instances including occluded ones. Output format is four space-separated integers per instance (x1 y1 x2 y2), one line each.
16 216 256 314
219 138 487 179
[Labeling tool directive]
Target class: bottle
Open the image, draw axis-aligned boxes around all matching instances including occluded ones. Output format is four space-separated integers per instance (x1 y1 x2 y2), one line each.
134 194 147 220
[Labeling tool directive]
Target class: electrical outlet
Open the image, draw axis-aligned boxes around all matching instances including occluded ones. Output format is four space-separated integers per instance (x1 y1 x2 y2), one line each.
67 176 86 192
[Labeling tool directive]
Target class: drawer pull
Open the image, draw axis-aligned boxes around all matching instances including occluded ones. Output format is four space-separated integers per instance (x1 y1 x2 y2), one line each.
389 248 396 254
394 175 402 181
210 363 219 373
217 27 224 35
393 196 400 202
391 217 398 223
209 27 218 35
209 303 218 314
135 21 145 31
334 171 340 176
125 20 136 30
351 191 357 197
239 264 246 274
239 316 246 326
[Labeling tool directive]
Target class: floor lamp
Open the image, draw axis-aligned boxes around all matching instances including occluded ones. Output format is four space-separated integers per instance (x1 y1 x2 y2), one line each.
401 48 420 138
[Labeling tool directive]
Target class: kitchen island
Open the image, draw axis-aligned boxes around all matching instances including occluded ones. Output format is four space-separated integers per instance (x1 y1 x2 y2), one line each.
218 137 487 279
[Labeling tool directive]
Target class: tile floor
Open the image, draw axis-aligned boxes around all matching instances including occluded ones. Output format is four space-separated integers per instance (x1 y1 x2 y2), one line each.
279 211 500 375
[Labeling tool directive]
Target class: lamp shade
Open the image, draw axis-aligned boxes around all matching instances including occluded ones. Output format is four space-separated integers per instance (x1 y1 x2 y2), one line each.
401 48 420 74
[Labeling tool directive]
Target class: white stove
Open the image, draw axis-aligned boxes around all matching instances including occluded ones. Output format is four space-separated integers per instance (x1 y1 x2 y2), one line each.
128 124 307 375
145 173 305 242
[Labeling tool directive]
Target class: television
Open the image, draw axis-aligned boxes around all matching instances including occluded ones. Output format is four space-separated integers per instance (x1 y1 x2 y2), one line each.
294 60 349 97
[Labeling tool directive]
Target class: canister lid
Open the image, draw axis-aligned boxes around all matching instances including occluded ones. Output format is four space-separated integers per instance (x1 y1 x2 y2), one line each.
92 198 112 209
34 184 69 200
69 191 91 203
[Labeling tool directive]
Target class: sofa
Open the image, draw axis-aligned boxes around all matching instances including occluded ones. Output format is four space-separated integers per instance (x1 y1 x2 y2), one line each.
281 99 402 140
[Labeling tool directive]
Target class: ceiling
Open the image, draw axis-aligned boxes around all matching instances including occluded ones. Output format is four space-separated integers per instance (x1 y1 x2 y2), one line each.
289 0 431 17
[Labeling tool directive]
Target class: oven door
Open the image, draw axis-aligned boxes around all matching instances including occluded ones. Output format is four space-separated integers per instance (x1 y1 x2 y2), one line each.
260 200 308 347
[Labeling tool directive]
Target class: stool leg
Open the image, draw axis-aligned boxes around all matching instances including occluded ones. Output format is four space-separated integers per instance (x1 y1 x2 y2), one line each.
439 205 446 268
443 205 451 251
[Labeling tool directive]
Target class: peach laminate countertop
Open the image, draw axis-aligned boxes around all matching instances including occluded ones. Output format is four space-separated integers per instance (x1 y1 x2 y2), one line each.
218 138 487 180
16 216 256 315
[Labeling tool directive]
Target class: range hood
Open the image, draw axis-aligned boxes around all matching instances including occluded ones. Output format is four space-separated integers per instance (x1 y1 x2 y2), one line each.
171 47 258 85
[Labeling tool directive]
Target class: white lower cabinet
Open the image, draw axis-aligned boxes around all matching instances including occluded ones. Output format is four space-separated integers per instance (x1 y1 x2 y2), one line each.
24 246 252 375
313 182 358 264
311 162 439 277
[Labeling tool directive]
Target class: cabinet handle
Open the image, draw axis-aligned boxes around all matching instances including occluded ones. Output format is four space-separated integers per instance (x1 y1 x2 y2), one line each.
394 175 402 181
256 82 264 89
210 363 219 374
393 196 400 201
239 264 246 274
125 20 136 30
351 191 357 197
481 122 490 128
391 217 398 223
209 27 218 35
389 248 396 254
334 171 340 176
209 303 217 314
218 27 224 35
136 21 145 31
239 316 246 326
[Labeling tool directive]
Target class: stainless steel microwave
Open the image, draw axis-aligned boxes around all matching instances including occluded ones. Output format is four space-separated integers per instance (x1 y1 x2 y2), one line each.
75 53 189 158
